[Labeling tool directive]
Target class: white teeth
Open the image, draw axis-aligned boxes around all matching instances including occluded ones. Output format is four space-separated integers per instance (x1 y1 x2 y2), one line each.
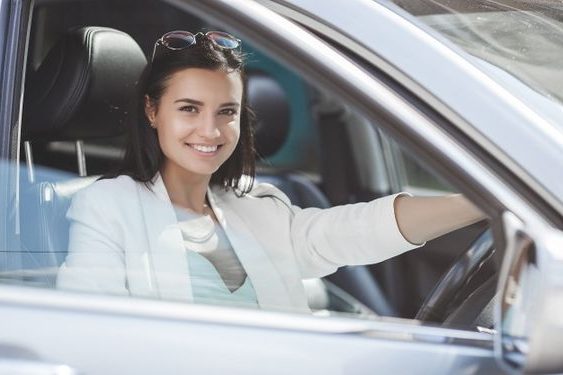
190 144 218 153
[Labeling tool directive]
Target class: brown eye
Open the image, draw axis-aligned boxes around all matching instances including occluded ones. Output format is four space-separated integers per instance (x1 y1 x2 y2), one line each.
219 108 237 116
179 105 198 113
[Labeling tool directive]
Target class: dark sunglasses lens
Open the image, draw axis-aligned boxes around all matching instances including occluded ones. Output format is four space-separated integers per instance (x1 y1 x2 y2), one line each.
161 31 196 49
207 31 240 49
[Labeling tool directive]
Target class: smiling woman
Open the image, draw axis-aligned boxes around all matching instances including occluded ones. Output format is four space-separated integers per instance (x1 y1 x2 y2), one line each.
112 30 256 195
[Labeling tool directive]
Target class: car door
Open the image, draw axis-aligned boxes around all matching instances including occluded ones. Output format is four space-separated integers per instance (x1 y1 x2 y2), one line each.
1 0 538 373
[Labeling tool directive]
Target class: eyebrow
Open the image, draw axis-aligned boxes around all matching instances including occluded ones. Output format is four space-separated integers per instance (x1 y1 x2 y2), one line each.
174 98 240 108
219 102 240 108
174 98 204 106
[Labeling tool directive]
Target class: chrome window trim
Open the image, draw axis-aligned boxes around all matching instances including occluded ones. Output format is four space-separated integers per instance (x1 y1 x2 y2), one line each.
258 0 563 219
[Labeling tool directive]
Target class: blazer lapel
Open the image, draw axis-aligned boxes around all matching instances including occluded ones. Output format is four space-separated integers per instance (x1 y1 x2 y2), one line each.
138 173 193 302
208 187 294 311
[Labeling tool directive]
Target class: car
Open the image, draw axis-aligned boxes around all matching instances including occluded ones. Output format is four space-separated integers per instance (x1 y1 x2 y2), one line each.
0 0 562 374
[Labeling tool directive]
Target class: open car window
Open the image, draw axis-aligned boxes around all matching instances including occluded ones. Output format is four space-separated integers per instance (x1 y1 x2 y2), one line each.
1 0 497 334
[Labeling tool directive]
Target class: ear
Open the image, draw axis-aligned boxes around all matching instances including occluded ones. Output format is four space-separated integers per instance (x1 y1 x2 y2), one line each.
144 95 157 125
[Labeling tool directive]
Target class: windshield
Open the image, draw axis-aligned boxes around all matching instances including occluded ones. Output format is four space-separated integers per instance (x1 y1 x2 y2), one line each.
388 0 563 124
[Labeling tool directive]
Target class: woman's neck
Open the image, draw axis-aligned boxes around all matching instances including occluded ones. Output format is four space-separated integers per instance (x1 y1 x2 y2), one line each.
160 163 211 214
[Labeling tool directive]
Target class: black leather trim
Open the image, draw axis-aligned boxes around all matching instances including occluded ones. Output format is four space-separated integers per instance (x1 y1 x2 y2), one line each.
23 27 147 141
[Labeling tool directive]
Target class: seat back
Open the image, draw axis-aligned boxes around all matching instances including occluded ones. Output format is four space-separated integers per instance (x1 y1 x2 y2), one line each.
24 26 147 142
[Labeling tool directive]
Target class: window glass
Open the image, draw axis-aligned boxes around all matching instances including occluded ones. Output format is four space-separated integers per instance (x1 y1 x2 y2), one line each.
2 0 492 332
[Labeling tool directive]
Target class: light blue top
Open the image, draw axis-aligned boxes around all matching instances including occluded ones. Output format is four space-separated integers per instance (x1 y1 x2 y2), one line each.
174 206 259 308
186 250 259 308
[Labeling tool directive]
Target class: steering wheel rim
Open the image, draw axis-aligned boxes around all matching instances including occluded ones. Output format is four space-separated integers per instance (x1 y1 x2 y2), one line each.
415 228 495 323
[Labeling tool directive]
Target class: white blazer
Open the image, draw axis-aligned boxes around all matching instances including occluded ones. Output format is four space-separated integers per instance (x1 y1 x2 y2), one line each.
56 173 420 312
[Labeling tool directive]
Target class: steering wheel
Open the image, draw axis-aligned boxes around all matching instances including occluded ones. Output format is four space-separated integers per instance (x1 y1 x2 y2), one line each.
415 228 495 323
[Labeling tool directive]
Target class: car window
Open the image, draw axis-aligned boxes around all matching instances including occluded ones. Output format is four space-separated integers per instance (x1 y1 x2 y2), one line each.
2 0 494 332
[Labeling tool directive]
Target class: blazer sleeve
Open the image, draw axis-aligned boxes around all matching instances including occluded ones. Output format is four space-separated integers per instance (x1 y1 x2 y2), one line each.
56 184 129 296
253 183 423 279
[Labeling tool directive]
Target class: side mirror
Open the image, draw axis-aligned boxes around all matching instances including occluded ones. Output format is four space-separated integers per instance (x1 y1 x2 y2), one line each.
496 212 563 374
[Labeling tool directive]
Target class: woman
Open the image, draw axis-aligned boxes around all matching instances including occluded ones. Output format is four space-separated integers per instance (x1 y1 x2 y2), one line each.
56 30 484 312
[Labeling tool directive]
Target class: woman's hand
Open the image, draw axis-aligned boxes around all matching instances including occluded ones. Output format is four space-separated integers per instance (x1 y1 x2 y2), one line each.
393 194 486 245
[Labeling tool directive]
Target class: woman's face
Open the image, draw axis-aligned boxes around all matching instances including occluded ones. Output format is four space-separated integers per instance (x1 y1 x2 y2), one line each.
146 68 243 180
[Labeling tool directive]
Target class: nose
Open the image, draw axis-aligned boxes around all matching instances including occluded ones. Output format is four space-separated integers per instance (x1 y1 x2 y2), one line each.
196 111 221 139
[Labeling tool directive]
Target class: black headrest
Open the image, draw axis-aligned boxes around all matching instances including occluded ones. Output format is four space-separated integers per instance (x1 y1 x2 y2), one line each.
247 70 289 158
23 27 147 141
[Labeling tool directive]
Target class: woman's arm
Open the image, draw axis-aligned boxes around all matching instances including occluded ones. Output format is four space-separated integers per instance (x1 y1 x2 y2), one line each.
394 194 486 245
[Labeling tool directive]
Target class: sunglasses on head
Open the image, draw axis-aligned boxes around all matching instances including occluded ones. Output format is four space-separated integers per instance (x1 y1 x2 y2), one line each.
151 30 241 61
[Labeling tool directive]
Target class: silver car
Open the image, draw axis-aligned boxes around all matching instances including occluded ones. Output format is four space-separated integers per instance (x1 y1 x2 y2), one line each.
0 0 562 374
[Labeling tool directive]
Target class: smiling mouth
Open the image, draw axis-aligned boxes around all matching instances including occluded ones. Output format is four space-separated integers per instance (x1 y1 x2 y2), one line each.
186 143 222 154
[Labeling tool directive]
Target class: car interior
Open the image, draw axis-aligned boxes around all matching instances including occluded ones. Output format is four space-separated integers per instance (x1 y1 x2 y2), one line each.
9 0 498 330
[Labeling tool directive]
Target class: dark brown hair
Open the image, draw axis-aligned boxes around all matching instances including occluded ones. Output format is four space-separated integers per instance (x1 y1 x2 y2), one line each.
105 33 256 194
